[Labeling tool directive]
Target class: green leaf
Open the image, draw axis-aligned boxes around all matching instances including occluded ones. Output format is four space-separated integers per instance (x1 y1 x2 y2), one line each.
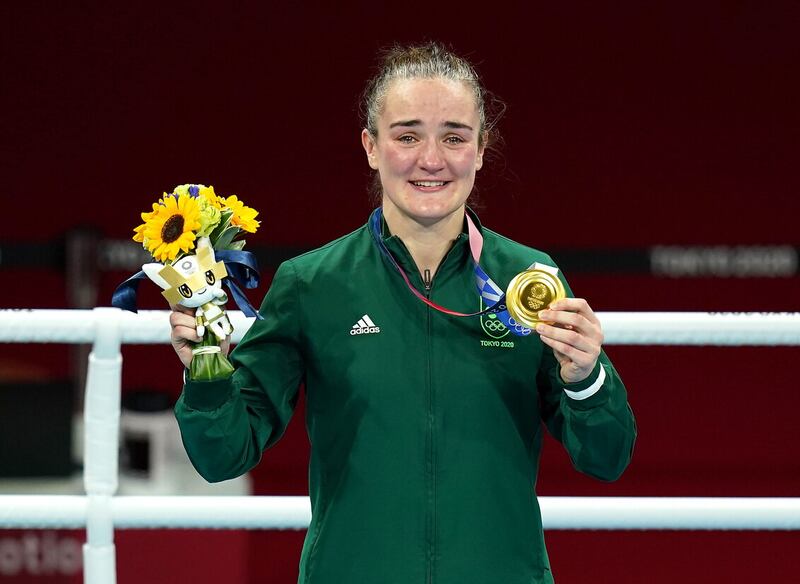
226 240 246 251
208 210 234 244
214 226 241 250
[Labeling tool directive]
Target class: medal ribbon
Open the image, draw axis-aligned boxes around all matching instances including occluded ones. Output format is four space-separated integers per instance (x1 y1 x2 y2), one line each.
368 208 531 336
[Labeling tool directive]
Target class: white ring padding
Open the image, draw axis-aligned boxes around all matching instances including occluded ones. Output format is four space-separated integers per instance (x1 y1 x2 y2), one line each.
0 309 255 345
0 496 798 530
0 309 798 346
600 312 800 345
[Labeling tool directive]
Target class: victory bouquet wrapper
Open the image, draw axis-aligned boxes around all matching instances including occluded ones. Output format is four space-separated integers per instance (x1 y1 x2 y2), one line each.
112 184 263 381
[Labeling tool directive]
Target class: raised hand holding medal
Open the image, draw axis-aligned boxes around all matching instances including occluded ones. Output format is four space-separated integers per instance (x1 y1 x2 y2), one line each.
535 297 604 384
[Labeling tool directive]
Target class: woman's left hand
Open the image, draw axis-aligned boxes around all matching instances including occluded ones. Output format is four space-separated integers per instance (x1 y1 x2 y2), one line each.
535 298 604 384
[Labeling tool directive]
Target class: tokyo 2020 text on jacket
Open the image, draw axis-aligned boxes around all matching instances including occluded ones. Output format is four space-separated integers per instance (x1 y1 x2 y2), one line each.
175 208 637 584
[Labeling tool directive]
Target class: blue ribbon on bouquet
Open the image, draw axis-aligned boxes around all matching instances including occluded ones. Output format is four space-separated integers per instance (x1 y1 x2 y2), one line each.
111 250 264 319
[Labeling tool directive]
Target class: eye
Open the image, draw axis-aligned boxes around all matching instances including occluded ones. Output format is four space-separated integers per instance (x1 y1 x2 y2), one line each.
444 135 465 145
178 284 193 298
205 270 216 285
397 135 417 144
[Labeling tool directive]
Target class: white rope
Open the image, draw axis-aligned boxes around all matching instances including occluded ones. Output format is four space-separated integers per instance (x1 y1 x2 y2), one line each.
0 309 254 344
0 309 798 345
600 311 800 345
0 496 798 530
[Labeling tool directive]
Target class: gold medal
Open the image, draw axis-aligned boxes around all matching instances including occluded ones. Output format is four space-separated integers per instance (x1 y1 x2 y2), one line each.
505 264 566 328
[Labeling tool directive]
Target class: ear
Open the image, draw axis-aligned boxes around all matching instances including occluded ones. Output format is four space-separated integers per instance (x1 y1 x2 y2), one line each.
361 128 379 170
196 236 212 253
197 239 215 264
142 263 171 290
476 132 488 171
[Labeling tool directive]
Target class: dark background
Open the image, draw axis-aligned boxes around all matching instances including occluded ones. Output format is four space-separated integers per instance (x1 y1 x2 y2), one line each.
1 2 799 583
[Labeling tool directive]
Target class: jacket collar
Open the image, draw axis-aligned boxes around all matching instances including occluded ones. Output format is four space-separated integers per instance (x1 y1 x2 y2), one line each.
377 206 484 238
374 206 480 284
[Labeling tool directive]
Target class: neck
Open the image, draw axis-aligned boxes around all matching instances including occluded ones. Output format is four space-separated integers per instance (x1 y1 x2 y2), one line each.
382 205 465 278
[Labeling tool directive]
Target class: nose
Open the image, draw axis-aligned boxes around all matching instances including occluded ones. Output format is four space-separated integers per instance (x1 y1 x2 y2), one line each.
418 139 445 173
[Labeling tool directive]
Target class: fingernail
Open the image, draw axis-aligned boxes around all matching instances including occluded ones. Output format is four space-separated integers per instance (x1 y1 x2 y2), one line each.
536 324 545 333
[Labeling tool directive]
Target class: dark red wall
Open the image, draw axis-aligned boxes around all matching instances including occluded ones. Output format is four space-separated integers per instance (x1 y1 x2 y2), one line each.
2 2 799 583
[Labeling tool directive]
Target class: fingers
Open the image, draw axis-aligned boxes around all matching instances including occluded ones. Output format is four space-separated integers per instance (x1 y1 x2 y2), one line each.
538 335 592 366
536 297 603 373
537 328 599 373
536 322 599 357
538 308 590 332
539 298 603 342
548 298 600 325
169 309 201 343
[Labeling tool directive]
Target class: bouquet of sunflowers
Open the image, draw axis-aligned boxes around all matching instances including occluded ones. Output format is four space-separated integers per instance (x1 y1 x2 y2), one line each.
113 184 262 381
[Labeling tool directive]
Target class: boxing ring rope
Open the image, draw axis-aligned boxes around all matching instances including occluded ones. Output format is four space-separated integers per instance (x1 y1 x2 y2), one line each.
2 308 799 345
1 495 800 531
1 308 799 584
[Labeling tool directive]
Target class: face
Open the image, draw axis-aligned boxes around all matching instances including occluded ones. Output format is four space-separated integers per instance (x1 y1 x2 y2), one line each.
143 245 227 308
361 77 485 228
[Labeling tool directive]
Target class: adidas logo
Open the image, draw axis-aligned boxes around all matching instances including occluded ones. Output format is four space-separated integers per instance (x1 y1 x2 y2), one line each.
350 314 381 335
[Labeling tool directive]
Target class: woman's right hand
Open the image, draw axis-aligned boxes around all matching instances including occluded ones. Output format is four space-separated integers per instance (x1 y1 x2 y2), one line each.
169 305 230 369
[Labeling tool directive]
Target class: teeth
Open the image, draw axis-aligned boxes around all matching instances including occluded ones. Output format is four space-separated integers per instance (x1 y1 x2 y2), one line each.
412 181 446 187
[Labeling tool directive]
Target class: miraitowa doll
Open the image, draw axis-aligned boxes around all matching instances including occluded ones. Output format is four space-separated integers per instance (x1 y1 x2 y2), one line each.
142 237 233 341
113 184 261 381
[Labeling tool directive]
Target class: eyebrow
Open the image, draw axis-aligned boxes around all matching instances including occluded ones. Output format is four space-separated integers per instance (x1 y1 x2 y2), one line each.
389 119 474 131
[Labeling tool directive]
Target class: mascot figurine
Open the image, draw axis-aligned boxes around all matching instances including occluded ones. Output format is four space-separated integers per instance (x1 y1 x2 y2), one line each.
142 237 233 340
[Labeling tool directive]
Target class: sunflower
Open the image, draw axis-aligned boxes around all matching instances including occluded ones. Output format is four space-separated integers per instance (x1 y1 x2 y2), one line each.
132 202 161 243
224 195 260 233
141 193 202 262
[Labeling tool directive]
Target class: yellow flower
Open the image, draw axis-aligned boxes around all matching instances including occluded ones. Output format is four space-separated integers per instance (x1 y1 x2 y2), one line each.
199 185 224 209
132 202 160 243
223 195 260 233
132 223 146 243
171 183 225 210
142 193 202 262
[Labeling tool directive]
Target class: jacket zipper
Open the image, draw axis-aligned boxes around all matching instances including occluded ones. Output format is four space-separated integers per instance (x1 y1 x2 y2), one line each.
395 239 460 584
421 240 461 584
424 268 435 584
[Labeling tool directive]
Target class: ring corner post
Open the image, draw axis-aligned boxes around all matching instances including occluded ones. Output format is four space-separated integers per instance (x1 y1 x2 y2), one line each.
82 307 123 584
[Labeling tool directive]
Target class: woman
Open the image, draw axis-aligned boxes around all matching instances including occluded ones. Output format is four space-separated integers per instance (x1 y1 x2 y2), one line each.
172 43 636 584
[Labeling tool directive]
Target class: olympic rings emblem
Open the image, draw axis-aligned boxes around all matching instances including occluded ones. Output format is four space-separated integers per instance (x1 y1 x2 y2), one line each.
484 318 506 332
480 298 511 339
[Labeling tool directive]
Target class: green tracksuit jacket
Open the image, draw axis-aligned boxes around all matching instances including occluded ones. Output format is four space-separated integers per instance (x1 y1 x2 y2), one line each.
175 209 637 584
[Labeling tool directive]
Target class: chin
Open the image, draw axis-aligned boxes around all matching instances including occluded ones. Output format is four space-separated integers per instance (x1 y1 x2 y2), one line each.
407 205 464 226
405 193 465 214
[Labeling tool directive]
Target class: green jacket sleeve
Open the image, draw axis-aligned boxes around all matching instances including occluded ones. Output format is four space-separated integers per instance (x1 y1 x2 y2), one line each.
538 353 636 481
174 261 305 483
536 273 637 482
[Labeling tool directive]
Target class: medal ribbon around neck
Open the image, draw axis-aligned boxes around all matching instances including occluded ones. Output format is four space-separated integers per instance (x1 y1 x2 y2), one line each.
368 208 532 337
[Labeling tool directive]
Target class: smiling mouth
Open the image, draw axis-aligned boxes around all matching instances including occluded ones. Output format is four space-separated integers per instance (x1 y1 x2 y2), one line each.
410 180 450 188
